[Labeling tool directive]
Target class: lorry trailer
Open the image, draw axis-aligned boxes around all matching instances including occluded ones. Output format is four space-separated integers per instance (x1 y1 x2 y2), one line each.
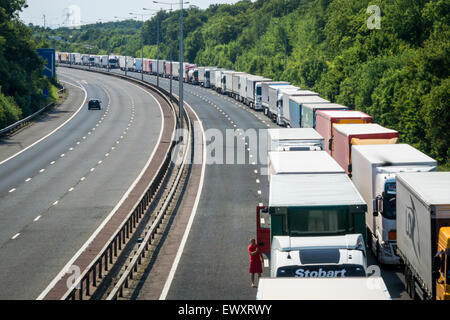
261 82 289 115
332 124 399 175
315 110 372 155
268 151 345 177
301 103 348 129
280 90 319 127
352 144 437 264
397 172 450 300
289 95 330 128
267 128 324 152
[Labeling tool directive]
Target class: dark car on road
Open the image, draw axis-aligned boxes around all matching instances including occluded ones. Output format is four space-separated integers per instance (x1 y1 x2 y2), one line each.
88 99 102 110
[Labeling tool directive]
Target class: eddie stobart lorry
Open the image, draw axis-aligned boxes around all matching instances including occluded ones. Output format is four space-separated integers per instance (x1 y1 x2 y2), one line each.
396 172 450 300
257 151 368 279
351 144 437 264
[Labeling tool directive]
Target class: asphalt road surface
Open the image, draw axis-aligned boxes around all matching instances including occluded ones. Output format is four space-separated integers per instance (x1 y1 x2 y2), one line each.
0 68 163 299
97 67 410 300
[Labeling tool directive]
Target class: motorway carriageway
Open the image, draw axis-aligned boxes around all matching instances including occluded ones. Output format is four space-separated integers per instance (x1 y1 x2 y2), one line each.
103 67 409 300
0 68 163 299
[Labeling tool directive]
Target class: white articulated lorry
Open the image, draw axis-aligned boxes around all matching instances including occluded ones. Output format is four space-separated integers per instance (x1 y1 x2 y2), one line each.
267 128 324 152
256 277 391 300
271 86 303 126
246 76 272 110
281 90 319 127
267 84 297 123
352 144 437 264
231 72 247 100
261 82 289 116
396 172 450 300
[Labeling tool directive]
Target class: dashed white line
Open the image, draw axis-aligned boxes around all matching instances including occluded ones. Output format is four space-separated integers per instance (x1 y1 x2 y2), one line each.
9 188 16 193
34 216 41 222
11 233 20 240
39 169 45 173
25 178 32 182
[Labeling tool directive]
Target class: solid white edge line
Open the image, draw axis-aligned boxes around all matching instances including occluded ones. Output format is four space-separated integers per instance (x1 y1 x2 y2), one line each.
36 76 166 300
159 101 206 300
0 79 88 167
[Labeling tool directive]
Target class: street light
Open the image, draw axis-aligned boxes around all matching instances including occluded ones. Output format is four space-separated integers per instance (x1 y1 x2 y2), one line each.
129 12 154 80
143 8 162 88
153 0 189 125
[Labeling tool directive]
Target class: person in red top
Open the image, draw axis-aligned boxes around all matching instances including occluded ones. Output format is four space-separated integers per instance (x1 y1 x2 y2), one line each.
248 238 264 288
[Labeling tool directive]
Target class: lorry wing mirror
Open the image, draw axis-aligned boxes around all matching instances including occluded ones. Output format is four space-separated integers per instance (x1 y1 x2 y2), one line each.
433 252 442 272
328 138 333 151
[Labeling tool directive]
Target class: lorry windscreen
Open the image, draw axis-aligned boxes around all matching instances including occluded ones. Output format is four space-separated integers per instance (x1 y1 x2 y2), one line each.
383 196 396 220
276 264 366 278
287 209 353 236
256 86 262 95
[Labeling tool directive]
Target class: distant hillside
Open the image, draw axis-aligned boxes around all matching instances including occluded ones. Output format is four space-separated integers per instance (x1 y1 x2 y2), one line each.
31 0 449 167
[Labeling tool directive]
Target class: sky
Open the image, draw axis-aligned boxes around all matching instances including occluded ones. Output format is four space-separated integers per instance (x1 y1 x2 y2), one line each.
19 0 243 28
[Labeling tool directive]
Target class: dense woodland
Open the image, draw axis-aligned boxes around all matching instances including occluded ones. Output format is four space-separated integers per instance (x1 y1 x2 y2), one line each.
8 0 450 167
0 0 60 130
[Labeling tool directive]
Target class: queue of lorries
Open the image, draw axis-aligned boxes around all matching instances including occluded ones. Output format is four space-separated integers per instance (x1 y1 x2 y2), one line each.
56 52 450 300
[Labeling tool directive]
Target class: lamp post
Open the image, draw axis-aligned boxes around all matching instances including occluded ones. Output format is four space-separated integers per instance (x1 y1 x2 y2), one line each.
143 8 161 87
129 13 153 81
152 1 189 123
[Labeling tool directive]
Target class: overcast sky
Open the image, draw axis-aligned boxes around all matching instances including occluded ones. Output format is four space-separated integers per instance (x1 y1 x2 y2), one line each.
20 0 243 28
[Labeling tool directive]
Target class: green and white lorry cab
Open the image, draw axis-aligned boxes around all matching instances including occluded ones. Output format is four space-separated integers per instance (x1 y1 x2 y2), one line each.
270 234 367 279
257 173 367 255
351 144 437 265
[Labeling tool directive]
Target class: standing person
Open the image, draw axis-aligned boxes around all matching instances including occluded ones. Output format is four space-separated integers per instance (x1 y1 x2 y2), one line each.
248 238 264 288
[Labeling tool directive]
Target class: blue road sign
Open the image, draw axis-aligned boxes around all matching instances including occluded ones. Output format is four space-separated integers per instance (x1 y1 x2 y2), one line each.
37 48 56 78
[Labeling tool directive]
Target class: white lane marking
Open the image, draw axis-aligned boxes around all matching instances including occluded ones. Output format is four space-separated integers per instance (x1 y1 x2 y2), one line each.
11 233 20 240
98 160 102 164
9 188 16 193
80 177 85 181
90 168 95 172
34 216 41 222
52 201 59 206
264 259 269 268
68 187 74 192
38 77 167 300
256 179 260 184
0 80 88 167
257 190 262 195
105 153 109 157
69 147 74 151
39 169 45 173
50 161 55 165
25 178 32 182
160 100 206 300
60 154 65 158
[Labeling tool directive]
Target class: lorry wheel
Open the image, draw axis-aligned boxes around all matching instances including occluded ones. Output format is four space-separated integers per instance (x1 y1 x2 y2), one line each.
376 243 383 266
404 266 412 297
